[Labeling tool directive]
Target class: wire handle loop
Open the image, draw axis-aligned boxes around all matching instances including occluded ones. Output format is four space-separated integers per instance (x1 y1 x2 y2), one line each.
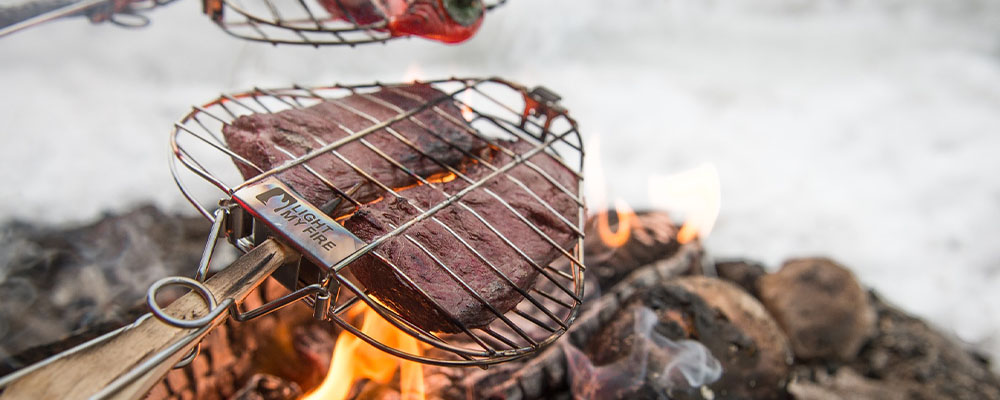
146 277 222 329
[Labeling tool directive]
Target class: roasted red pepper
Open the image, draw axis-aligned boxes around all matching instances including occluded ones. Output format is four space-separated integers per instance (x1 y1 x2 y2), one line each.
320 0 484 44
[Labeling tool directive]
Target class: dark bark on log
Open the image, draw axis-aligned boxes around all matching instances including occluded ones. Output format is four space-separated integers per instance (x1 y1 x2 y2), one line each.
670 277 793 399
584 211 684 290
788 292 1000 400
427 214 703 400
231 374 302 400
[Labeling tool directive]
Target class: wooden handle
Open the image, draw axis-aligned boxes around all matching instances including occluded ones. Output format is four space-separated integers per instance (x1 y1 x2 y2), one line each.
0 238 296 400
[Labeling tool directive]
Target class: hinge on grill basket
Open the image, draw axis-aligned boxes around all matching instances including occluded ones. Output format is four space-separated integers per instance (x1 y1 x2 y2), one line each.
203 0 224 21
523 86 566 134
221 199 342 321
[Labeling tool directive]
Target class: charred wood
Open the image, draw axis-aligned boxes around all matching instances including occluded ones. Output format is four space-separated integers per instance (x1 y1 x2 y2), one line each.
788 292 1000 400
231 373 302 400
429 211 703 400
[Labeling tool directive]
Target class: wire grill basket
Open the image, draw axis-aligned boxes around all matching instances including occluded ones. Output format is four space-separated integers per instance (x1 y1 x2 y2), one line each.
203 0 506 46
170 77 585 366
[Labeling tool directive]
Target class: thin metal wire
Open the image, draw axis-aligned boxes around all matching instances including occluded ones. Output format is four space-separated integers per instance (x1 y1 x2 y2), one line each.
169 77 585 366
0 0 178 38
208 0 506 46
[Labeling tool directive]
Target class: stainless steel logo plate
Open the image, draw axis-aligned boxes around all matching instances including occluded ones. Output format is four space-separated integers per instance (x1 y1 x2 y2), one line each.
233 176 366 269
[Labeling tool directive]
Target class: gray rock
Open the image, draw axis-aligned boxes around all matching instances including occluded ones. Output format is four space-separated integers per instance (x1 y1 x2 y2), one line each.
714 259 767 297
758 258 876 361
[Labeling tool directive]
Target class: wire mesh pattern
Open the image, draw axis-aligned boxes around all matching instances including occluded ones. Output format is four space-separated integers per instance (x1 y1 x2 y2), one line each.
170 77 586 366
203 0 505 46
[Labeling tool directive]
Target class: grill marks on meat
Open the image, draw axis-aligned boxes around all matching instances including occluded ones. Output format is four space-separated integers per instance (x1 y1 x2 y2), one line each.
344 140 580 333
222 84 487 207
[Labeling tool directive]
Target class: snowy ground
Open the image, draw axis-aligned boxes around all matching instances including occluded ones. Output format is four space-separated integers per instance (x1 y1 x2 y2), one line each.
2 0 1000 360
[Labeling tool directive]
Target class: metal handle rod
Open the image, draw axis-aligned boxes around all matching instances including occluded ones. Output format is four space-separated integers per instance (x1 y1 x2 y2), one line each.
0 0 106 37
0 239 295 400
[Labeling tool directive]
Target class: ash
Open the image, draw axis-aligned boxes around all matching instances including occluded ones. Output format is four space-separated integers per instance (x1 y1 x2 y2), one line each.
0 0 999 364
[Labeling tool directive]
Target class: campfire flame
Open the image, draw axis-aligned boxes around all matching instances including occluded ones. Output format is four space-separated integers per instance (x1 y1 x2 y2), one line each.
588 131 721 247
648 164 721 244
304 304 426 400
596 198 637 249
585 136 640 248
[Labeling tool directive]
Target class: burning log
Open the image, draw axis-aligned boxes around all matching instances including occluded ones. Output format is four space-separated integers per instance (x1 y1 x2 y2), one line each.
6 207 1000 400
568 293 723 399
549 275 794 400
670 277 794 399
232 374 303 400
426 211 704 400
584 210 685 289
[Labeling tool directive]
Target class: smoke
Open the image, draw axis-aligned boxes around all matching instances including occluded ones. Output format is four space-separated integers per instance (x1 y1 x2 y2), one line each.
564 306 722 399
0 205 212 372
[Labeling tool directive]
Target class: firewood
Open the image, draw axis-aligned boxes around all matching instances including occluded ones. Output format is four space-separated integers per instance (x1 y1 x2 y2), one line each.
584 211 683 289
837 292 1000 399
444 239 704 400
787 367 907 400
231 373 302 400
672 277 794 399
787 291 1000 399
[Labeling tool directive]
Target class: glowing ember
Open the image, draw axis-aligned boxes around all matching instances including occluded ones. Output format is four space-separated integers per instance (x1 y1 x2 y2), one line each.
304 304 425 400
648 164 721 244
596 198 637 248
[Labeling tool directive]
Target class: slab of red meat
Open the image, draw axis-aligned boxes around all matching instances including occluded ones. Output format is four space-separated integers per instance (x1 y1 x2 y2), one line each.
344 140 580 333
223 84 487 208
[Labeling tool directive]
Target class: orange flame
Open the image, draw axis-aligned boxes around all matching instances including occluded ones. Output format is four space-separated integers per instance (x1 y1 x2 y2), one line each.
596 198 637 248
585 136 641 248
303 304 425 400
648 164 721 244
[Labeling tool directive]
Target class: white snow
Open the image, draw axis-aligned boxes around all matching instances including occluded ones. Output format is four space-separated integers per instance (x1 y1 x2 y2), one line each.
1 0 999 360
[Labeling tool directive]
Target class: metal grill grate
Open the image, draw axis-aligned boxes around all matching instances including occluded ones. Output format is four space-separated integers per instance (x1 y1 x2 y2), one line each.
170 77 586 366
203 0 506 46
